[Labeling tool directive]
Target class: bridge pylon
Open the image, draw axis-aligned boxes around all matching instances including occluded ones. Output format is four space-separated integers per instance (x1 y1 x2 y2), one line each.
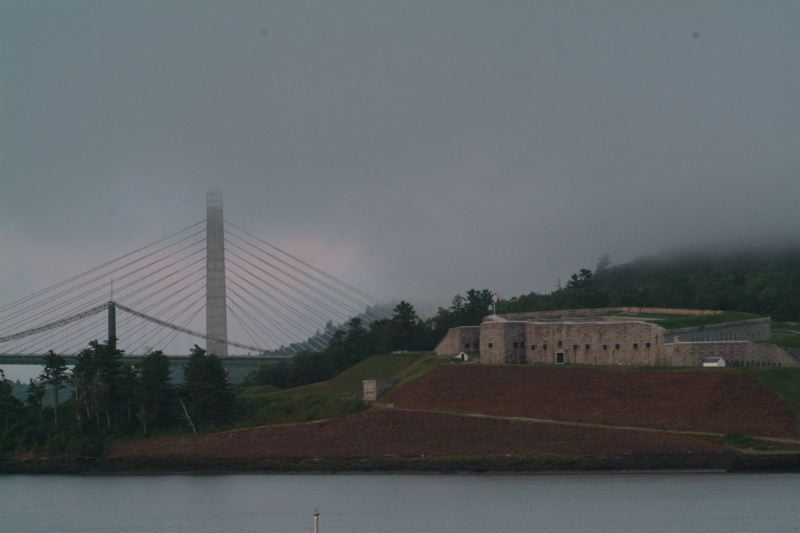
108 300 117 353
206 190 228 356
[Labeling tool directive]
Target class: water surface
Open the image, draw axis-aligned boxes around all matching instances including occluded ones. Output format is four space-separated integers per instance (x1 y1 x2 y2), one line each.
1 473 798 532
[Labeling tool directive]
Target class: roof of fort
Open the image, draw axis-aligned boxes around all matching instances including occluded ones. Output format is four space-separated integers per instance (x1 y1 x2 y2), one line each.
488 307 766 331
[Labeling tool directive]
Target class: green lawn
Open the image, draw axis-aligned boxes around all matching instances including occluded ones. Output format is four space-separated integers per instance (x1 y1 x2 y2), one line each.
282 352 438 397
618 311 762 330
233 352 443 427
752 367 800 434
769 336 800 348
772 321 800 331
237 352 440 400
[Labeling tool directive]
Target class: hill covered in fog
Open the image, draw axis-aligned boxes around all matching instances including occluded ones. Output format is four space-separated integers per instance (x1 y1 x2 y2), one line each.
500 247 800 321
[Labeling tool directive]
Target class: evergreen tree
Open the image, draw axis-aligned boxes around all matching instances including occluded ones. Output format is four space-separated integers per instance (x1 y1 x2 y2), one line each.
0 370 21 429
135 351 174 435
183 345 234 426
40 350 68 426
26 379 46 421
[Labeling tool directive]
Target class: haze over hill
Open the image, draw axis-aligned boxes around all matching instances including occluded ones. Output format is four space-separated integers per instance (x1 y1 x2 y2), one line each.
2 1 799 316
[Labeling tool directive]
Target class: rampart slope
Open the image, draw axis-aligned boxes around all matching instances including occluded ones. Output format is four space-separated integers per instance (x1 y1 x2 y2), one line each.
381 366 797 437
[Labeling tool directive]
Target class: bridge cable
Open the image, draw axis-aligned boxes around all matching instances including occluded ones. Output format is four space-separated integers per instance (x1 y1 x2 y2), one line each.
225 269 331 336
115 303 266 353
151 300 207 356
226 304 269 353
226 290 307 352
0 220 205 314
0 230 205 325
226 297 287 350
225 282 325 351
129 291 207 355
225 220 386 308
225 229 390 321
226 258 349 324
0 238 206 334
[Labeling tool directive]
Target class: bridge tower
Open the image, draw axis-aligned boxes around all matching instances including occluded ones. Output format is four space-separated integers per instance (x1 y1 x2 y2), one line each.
107 300 117 353
206 190 228 356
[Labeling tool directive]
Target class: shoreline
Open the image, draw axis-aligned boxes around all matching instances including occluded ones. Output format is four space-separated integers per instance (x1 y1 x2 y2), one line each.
3 452 799 475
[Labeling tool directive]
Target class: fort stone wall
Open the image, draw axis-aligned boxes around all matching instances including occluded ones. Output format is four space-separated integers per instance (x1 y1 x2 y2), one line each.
664 318 771 343
480 322 526 364
665 341 798 367
523 321 668 366
435 307 792 368
499 307 722 321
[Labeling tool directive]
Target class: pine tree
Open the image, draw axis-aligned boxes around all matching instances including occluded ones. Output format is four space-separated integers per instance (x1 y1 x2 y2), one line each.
40 350 68 426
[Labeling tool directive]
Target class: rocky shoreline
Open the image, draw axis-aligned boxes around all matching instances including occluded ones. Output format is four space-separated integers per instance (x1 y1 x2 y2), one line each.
2 452 799 475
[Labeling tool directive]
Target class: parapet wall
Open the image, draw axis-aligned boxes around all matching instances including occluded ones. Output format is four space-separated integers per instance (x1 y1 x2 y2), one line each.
665 341 798 367
664 318 771 343
498 307 721 321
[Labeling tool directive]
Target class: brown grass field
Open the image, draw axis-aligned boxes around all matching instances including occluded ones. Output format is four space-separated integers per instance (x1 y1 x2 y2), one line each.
381 365 796 437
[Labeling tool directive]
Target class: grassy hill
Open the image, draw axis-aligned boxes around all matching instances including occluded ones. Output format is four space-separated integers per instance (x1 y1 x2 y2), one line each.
234 352 442 427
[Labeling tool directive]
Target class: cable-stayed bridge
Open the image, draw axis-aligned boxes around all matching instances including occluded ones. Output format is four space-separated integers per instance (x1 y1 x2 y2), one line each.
0 191 390 364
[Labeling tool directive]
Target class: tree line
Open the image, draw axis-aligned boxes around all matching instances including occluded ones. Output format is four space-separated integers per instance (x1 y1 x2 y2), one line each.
0 342 233 456
499 248 800 320
246 292 496 389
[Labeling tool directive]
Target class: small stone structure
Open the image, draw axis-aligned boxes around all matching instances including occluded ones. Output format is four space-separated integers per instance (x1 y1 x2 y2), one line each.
435 307 799 368
362 379 397 401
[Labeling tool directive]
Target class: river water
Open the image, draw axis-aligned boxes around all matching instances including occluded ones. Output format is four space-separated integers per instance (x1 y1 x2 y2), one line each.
1 473 798 532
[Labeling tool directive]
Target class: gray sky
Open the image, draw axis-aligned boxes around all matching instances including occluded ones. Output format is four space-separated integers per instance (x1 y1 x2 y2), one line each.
2 0 799 317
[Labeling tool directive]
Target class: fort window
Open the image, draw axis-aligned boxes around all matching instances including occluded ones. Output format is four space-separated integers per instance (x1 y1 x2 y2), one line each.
614 344 620 350
543 344 548 350
488 342 493 348
633 343 639 349
513 342 519 348
572 344 578 351
555 352 565 365
645 342 651 348
464 343 470 349
557 340 563 347
530 345 536 350
585 344 590 350
603 344 608 350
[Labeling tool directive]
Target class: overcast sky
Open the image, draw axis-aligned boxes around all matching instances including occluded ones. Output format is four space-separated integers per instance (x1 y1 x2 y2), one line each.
2 1 799 317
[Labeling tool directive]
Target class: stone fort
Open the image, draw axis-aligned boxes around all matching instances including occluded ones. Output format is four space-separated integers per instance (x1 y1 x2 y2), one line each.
435 307 799 368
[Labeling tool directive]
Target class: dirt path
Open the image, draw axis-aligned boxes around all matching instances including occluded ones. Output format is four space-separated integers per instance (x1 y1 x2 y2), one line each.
375 403 800 447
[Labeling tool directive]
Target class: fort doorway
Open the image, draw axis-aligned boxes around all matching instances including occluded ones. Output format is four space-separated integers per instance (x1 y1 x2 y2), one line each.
555 352 565 365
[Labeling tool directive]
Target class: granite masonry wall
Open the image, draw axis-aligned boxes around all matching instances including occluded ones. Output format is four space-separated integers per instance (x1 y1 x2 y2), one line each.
664 341 799 367
499 307 722 321
663 318 771 343
480 322 527 364
523 321 668 366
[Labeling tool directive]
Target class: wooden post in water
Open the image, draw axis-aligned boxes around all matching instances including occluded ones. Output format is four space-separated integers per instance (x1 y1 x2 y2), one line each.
313 509 319 533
